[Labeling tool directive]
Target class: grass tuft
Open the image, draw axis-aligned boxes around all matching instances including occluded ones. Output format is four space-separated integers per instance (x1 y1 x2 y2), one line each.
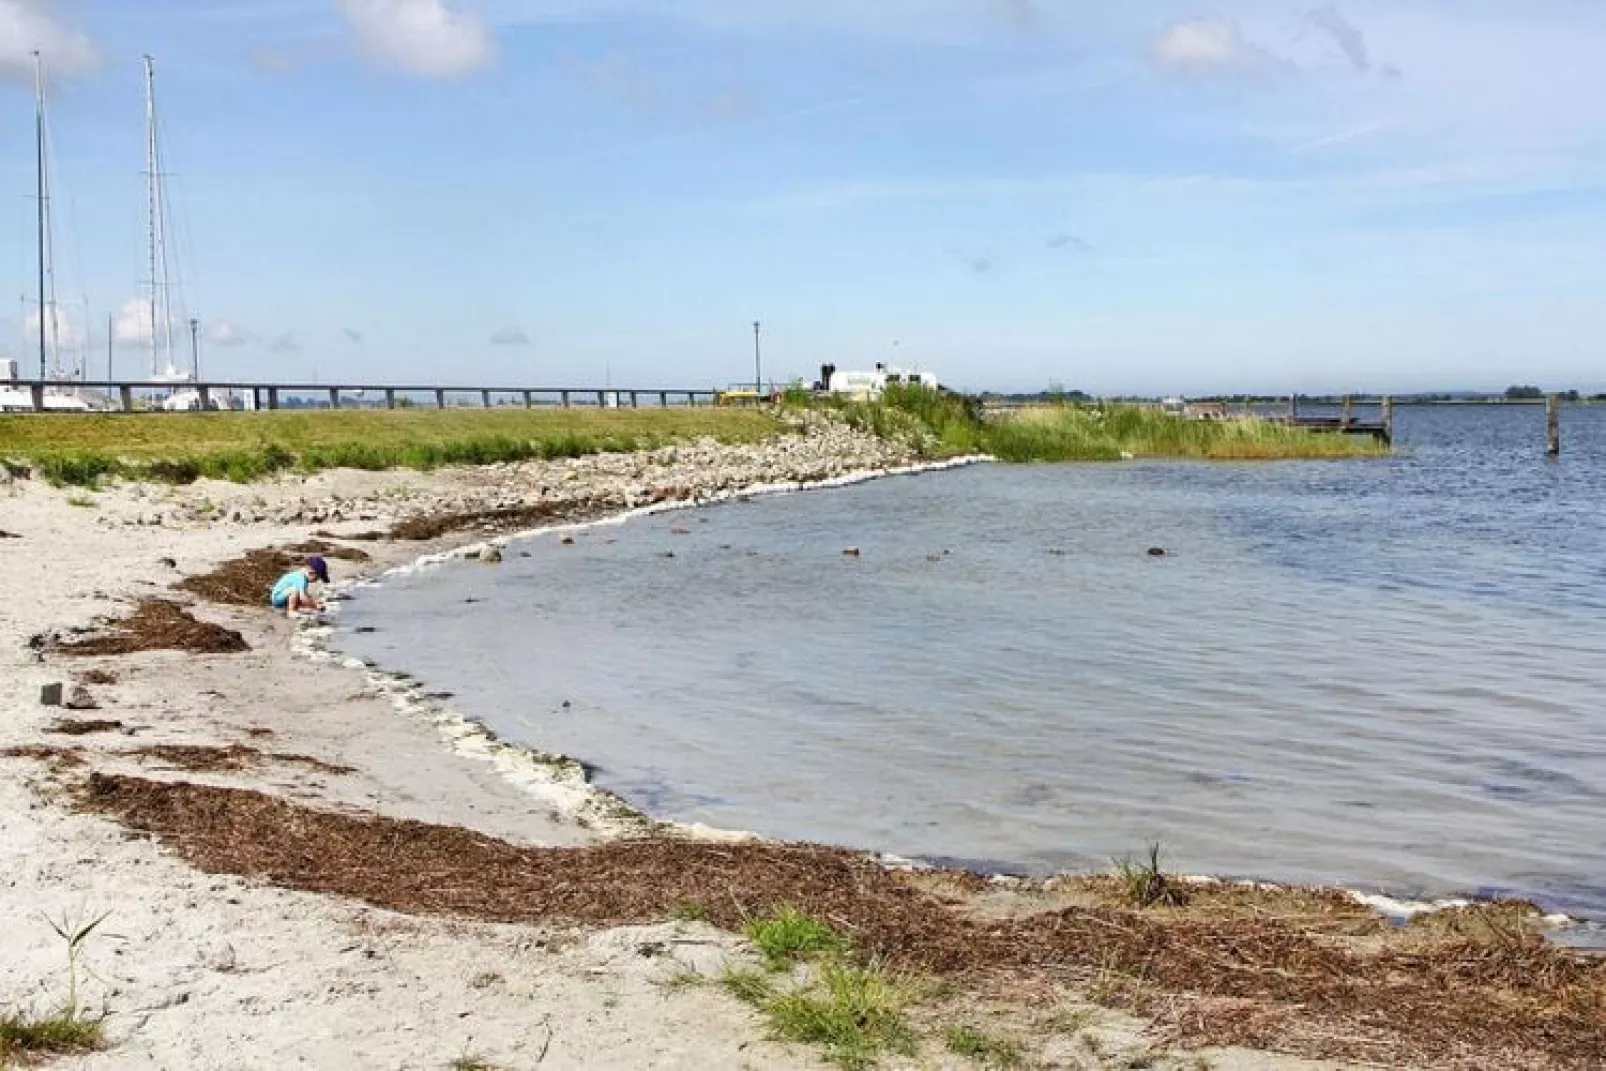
0 1008 106 1060
1113 844 1189 909
667 900 712 923
720 966 779 1006
745 907 851 970
763 959 916 1070
944 1025 1025 1068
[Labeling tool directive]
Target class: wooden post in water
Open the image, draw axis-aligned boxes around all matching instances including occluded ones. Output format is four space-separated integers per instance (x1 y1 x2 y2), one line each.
1547 394 1561 457
1381 396 1394 444
1289 394 1297 420
1340 395 1353 427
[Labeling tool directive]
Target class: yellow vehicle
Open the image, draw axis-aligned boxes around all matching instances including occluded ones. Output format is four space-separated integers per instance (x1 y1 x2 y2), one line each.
715 386 766 406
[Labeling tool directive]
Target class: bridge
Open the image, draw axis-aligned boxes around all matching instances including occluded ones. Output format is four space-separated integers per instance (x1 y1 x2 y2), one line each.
1 379 724 413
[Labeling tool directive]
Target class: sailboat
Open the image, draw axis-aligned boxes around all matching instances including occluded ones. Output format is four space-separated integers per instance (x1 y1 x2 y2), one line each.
140 55 207 412
0 51 91 411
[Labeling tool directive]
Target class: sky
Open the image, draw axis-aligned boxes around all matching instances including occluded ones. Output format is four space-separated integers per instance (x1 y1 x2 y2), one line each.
1 0 1604 395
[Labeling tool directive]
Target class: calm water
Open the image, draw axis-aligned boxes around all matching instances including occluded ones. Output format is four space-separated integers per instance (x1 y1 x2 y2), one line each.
338 406 1606 926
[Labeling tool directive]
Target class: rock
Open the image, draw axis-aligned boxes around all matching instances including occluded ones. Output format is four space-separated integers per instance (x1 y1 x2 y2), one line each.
1147 547 1167 557
481 547 503 564
40 683 63 707
63 686 99 711
159 556 177 569
842 547 861 558
560 536 575 546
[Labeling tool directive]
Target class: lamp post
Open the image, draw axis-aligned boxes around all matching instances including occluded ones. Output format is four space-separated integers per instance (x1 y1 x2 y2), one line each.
753 320 762 396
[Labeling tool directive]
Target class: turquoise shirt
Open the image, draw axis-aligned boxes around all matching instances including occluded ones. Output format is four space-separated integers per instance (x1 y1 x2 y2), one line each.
270 569 309 608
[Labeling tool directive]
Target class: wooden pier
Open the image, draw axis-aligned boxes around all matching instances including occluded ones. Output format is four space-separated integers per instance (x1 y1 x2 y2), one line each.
1285 395 1394 445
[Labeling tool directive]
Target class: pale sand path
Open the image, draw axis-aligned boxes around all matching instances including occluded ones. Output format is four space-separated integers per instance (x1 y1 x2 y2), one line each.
0 460 1347 1070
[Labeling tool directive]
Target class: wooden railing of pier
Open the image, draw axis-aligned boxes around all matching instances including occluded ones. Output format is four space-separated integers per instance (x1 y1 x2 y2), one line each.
3 380 722 414
1286 395 1394 445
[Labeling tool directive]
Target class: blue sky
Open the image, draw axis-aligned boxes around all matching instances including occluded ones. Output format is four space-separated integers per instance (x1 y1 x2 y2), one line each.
1 0 1604 394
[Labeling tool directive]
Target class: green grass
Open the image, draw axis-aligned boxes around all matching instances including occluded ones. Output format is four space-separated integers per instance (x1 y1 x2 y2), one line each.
745 907 852 970
944 1025 1025 1068
0 408 782 487
1113 844 1189 909
667 900 713 923
987 403 1384 462
723 959 917 1071
832 386 1387 463
0 1008 106 1061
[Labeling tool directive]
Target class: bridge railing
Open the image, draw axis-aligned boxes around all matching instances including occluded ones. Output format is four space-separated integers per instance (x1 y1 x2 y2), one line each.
2 380 724 414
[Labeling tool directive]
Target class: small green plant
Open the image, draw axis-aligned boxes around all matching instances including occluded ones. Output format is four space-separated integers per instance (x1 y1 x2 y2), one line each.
745 907 851 970
765 958 916 1070
0 1008 106 1060
944 1024 1024 1067
1113 844 1188 909
65 493 97 508
0 911 112 1063
42 910 110 1020
447 1054 497 1071
720 966 778 1005
667 900 712 923
654 968 707 993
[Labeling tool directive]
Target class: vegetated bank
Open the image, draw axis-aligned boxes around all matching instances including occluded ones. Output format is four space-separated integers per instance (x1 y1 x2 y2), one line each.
823 385 1389 462
0 407 782 487
0 388 1385 489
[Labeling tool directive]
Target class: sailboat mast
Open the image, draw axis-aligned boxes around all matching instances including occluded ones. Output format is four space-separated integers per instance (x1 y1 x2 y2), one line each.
144 55 160 378
34 52 47 383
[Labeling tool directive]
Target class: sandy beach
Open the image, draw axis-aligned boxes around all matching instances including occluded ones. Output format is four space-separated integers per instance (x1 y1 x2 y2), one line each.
2 422 1596 1070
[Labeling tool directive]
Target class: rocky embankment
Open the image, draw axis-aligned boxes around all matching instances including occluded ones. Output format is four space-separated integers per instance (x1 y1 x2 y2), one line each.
68 413 919 532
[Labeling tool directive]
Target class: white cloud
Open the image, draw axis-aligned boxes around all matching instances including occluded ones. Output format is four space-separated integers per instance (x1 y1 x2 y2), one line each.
208 321 251 347
0 0 98 85
269 332 301 354
23 304 85 350
490 326 531 346
336 0 495 78
113 299 153 345
1153 18 1260 75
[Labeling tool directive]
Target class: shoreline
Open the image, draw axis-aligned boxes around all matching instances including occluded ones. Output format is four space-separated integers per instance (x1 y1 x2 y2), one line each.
4 422 1601 1069
307 453 994 843
313 463 1599 943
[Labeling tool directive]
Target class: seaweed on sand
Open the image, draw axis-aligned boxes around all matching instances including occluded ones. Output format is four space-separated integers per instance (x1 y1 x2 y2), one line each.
176 540 368 607
54 600 249 656
71 772 1606 1070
